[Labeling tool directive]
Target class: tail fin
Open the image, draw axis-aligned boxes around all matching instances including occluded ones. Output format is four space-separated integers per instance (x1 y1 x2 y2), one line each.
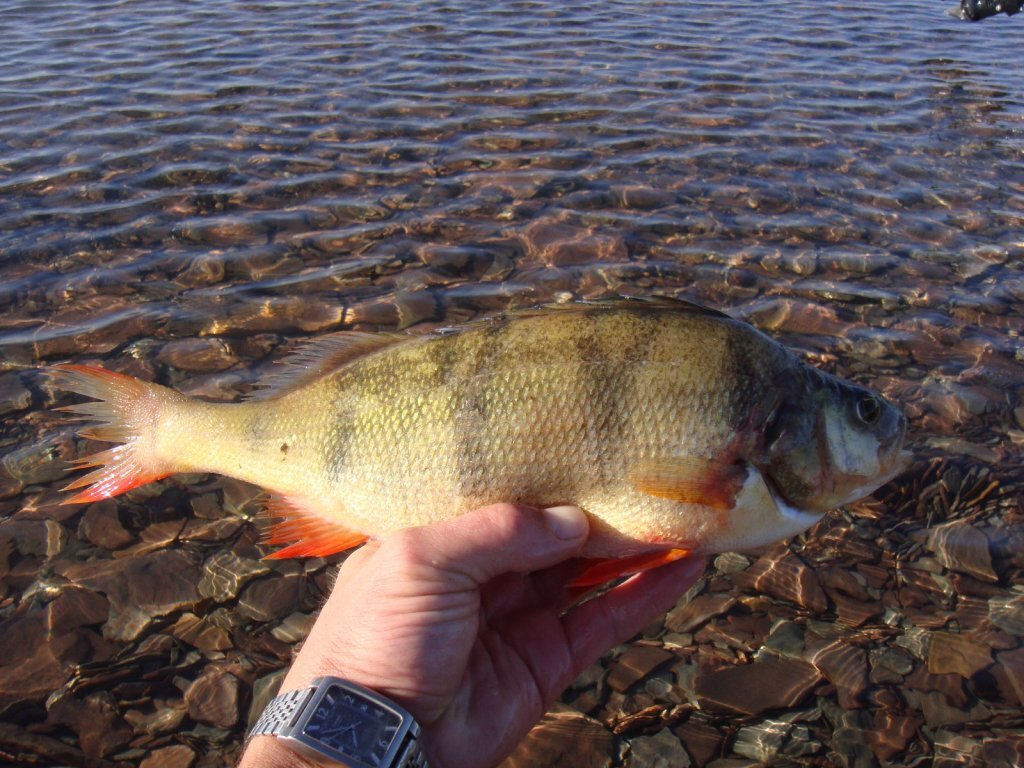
51 365 179 504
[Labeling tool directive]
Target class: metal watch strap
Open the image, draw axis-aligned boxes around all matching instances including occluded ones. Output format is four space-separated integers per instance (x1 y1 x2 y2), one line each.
247 681 428 768
249 687 314 739
394 736 427 768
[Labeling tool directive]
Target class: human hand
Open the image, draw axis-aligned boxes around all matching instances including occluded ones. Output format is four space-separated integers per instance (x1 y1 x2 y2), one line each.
239 503 705 768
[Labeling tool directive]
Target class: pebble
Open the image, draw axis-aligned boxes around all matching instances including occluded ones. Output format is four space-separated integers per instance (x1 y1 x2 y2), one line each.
56 550 202 642
46 690 133 758
198 551 271 603
157 338 239 373
237 573 306 622
665 594 736 634
501 706 616 768
927 631 993 678
988 593 1024 635
78 500 134 549
627 727 692 768
0 373 33 415
694 656 822 716
2 440 69 485
185 666 241 729
269 611 315 644
927 519 998 582
171 613 233 652
807 640 869 710
607 646 676 693
140 744 198 768
732 547 828 613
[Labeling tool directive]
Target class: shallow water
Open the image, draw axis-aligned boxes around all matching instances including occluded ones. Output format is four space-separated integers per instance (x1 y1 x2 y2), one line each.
0 0 1022 766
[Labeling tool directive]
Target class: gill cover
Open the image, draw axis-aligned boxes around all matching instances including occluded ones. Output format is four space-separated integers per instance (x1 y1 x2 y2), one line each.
761 368 907 512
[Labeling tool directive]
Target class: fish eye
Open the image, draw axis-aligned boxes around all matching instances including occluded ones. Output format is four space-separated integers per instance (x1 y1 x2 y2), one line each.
856 395 881 425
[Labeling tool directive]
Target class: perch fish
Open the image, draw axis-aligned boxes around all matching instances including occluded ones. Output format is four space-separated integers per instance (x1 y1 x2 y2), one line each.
53 299 908 584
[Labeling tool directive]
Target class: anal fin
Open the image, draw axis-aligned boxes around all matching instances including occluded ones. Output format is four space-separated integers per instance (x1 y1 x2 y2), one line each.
569 548 692 590
261 493 368 559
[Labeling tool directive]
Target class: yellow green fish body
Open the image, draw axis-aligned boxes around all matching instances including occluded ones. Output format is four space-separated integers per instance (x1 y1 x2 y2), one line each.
54 300 908 562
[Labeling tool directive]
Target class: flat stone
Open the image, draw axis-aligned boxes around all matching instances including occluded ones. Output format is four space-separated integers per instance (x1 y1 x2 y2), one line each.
45 587 110 632
46 691 133 758
78 500 134 550
712 553 749 575
988 594 1024 635
170 613 233 652
1 440 69 485
270 611 315 644
157 338 239 373
56 550 202 641
995 647 1024 705
915 690 991 728
732 548 827 612
185 666 241 728
981 734 1024 767
627 727 691 768
0 519 63 557
0 722 93 767
927 519 997 583
140 744 197 768
124 702 188 736
607 647 676 693
0 609 88 707
674 717 724 768
808 640 869 709
237 574 306 622
666 595 736 634
198 551 270 603
500 706 615 768
0 373 33 415
927 631 992 678
695 656 822 716
763 620 805 659
869 647 914 685
867 712 921 762
933 731 983 766
823 703 875 768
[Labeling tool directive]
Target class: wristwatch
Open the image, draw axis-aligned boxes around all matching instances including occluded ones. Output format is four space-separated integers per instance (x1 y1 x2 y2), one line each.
248 676 427 768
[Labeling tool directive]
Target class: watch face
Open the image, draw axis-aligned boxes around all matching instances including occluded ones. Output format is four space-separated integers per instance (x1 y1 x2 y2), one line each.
303 683 404 766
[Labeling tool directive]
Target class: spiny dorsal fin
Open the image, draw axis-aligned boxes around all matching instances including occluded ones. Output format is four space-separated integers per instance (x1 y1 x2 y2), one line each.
434 295 732 335
246 331 407 400
500 294 732 322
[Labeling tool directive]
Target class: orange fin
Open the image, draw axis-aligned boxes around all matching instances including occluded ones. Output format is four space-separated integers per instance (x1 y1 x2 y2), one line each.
628 458 747 510
570 548 692 590
62 447 171 504
52 365 177 504
246 332 407 401
261 493 368 559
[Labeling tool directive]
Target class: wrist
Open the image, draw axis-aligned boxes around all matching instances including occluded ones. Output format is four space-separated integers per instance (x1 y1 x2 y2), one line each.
239 733 321 768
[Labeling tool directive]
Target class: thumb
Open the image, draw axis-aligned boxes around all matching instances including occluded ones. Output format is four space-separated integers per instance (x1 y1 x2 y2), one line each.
391 503 589 585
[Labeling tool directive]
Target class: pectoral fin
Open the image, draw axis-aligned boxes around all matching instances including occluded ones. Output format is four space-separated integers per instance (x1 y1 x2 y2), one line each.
261 493 368 559
628 458 747 510
569 548 692 590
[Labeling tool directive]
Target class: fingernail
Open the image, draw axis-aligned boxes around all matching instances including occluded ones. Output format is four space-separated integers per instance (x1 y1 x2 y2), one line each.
543 505 588 540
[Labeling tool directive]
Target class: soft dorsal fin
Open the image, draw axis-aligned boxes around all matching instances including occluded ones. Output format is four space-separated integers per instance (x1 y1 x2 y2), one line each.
246 331 408 400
